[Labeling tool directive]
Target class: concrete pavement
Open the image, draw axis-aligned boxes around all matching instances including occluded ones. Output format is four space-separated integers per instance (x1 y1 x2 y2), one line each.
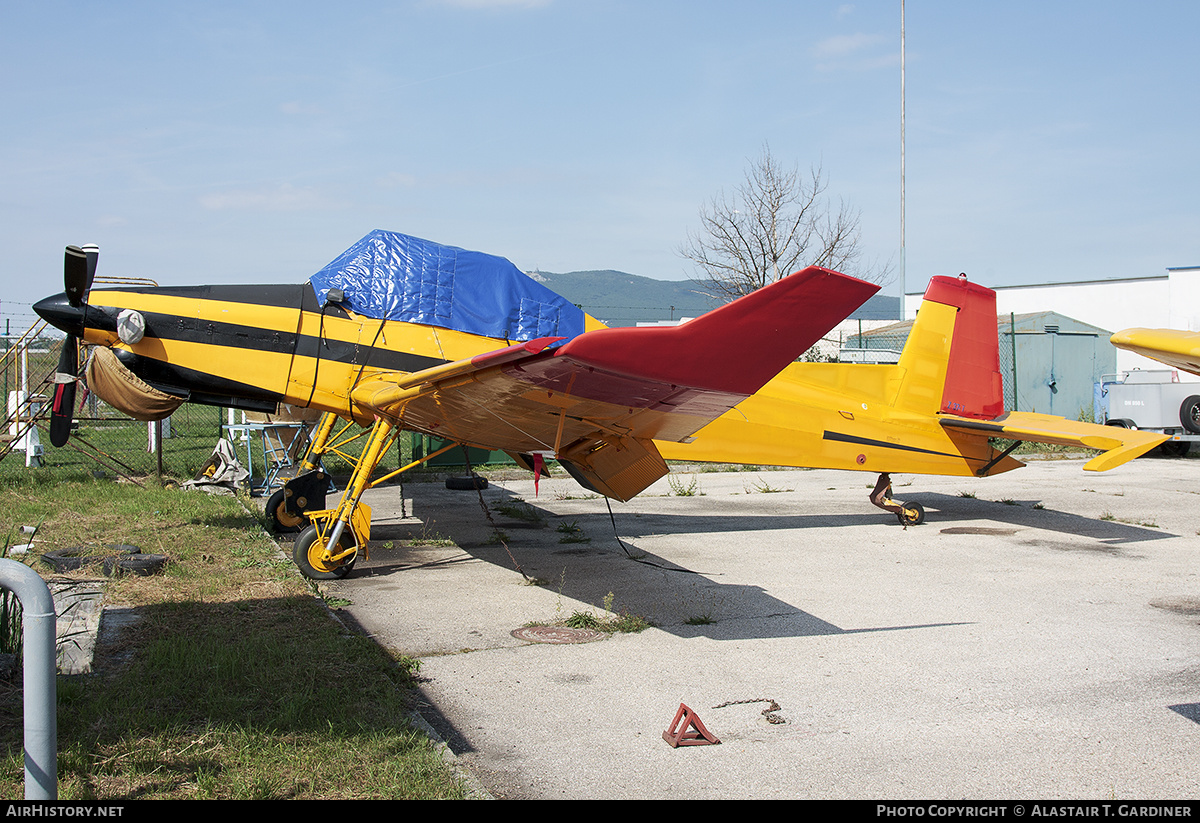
319 457 1200 799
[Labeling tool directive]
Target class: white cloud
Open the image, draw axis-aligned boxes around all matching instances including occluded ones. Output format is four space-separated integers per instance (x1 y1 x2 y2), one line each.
813 32 885 59
199 184 334 212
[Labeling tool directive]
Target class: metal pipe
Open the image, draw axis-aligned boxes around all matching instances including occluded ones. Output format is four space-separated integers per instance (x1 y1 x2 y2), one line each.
0 560 57 799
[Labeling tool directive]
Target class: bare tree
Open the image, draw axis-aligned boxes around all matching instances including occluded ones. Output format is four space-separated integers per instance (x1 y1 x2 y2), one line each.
679 144 890 303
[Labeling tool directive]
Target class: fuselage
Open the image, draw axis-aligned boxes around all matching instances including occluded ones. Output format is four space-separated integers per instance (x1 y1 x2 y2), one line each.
35 281 1012 478
35 283 607 426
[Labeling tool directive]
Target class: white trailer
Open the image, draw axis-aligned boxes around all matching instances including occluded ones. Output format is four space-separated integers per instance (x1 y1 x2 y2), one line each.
1101 370 1200 456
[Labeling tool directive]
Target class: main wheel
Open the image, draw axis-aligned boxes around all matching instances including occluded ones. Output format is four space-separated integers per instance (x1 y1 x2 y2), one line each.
1180 396 1200 434
899 501 925 526
293 524 358 580
267 488 308 534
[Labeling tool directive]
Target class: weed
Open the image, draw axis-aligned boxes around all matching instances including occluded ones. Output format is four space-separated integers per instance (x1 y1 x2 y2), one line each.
747 477 792 494
410 520 455 547
1100 512 1158 528
667 474 701 497
492 499 544 523
561 591 649 634
552 491 600 501
684 615 714 625
998 499 1018 506
957 490 977 499
1032 502 1045 510
556 520 591 544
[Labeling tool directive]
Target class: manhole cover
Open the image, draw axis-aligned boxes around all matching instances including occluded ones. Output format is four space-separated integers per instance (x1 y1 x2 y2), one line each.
511 626 606 644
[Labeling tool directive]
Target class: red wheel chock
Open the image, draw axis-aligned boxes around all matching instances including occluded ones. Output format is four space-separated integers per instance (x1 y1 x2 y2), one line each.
662 703 720 747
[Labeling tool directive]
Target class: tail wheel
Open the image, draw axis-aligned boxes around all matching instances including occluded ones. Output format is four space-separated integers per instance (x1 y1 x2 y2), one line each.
899 501 925 526
293 524 357 580
267 488 308 534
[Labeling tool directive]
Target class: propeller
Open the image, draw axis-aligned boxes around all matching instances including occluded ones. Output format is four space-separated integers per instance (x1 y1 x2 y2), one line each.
49 244 97 447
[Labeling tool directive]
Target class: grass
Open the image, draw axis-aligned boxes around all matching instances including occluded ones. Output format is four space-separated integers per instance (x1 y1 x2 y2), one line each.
0 475 465 800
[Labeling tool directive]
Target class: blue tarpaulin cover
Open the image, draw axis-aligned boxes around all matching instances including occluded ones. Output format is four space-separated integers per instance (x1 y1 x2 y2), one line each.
309 230 587 342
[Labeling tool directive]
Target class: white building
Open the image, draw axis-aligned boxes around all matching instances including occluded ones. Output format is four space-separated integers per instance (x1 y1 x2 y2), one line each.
904 266 1200 376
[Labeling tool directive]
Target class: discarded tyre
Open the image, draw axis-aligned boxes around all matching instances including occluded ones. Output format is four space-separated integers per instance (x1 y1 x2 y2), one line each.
446 476 488 491
41 548 99 573
41 544 140 573
102 553 168 577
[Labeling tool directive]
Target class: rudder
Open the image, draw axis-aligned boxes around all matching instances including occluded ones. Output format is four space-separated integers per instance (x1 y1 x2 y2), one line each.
894 275 1004 419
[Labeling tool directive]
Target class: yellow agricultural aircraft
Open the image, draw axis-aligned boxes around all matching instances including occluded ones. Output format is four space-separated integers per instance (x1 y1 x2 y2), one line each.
35 231 1167 579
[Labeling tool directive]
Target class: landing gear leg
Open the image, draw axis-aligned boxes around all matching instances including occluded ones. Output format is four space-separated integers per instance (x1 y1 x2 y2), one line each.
870 472 925 528
298 417 395 579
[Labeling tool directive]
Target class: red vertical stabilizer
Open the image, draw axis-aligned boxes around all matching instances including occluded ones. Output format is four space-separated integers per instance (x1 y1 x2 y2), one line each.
922 275 1004 419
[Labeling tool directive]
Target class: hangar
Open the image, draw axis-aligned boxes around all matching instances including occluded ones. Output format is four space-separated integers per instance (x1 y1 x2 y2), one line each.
904 266 1200 377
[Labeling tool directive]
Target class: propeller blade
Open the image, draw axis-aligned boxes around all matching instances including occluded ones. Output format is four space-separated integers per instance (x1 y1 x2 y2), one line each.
49 381 76 448
64 245 88 308
82 244 99 292
49 335 78 448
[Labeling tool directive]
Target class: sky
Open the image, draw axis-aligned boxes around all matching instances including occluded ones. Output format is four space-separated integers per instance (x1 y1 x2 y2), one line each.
2 0 1198 331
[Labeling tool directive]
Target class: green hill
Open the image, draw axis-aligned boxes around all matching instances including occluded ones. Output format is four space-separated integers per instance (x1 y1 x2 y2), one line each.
528 269 899 327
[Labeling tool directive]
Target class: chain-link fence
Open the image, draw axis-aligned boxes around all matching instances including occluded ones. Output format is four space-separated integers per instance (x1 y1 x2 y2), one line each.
1 337 516 489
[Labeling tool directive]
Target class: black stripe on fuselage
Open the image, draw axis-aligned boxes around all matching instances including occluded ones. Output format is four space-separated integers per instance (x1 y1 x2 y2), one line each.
93 282 448 372
113 348 282 412
822 429 979 462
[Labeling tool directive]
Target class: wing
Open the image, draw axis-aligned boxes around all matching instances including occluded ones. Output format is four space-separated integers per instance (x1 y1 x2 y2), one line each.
352 266 879 500
939 411 1167 473
1110 328 1200 377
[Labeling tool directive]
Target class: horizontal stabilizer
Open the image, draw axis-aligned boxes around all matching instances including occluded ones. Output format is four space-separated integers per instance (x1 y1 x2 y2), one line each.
940 411 1167 472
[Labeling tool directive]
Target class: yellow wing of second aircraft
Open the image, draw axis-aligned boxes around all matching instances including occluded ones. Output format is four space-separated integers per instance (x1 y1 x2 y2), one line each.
1111 328 1200 377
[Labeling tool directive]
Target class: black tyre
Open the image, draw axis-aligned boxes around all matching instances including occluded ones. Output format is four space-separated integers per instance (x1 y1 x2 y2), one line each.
900 501 925 526
293 524 357 580
41 547 96 573
41 544 138 573
1105 418 1136 429
102 554 168 577
1180 396 1200 434
446 475 488 491
267 488 308 534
